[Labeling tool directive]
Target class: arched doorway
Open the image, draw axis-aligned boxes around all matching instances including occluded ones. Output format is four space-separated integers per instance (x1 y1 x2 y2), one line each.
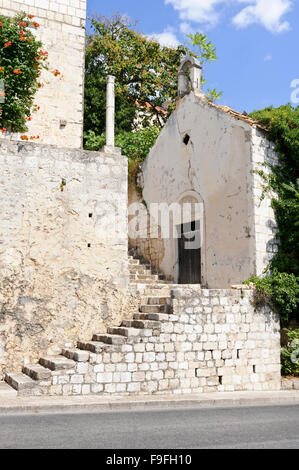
175 192 205 284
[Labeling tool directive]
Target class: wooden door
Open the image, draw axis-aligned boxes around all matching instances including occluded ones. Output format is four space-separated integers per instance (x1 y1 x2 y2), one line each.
178 221 201 284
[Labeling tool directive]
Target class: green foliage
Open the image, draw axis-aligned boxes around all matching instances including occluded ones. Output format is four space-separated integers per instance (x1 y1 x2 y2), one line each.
281 329 299 376
187 33 222 101
84 13 192 135
84 14 221 136
244 105 299 325
187 32 218 65
0 12 47 132
244 270 299 325
206 88 223 103
250 105 299 180
84 126 161 175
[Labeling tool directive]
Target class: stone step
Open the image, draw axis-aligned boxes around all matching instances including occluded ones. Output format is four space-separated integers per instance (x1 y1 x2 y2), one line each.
121 319 161 330
147 296 169 305
5 372 36 391
140 304 169 313
107 326 143 338
144 288 172 296
92 333 126 345
23 364 52 381
133 312 175 322
39 356 76 371
129 264 150 274
130 275 159 283
78 341 111 354
144 283 172 289
62 348 90 362
129 269 150 277
0 381 17 397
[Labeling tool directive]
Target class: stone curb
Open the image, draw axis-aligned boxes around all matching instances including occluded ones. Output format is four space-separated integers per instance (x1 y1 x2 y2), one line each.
0 391 298 415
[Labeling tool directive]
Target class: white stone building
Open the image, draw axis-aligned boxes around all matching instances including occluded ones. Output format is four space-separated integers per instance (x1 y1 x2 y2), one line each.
130 57 279 289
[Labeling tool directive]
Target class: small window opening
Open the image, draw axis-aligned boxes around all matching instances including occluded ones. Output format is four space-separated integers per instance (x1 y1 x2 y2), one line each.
183 134 190 145
253 365 256 374
89 213 93 218
237 349 240 359
87 243 91 248
219 376 223 385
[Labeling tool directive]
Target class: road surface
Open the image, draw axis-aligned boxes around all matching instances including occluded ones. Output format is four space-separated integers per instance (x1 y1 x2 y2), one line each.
0 404 298 449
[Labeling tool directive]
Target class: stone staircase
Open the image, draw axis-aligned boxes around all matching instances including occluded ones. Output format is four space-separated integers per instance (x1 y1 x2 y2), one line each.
2 250 178 397
128 249 169 284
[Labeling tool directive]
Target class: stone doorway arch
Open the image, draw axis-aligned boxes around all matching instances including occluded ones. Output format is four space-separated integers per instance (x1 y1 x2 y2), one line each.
174 191 206 285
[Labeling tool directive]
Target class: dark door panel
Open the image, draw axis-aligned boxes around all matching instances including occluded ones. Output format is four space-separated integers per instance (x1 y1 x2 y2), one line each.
178 222 201 284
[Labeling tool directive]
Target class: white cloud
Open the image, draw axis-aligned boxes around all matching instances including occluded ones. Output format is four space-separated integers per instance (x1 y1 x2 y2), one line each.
264 54 272 61
232 0 292 33
165 0 293 34
179 21 199 34
149 27 180 47
165 0 223 27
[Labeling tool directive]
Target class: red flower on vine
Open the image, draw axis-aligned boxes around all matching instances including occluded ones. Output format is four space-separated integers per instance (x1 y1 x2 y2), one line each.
4 41 12 47
13 69 22 75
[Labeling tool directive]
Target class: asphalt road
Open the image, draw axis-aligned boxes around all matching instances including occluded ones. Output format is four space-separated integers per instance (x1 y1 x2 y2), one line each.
0 404 298 449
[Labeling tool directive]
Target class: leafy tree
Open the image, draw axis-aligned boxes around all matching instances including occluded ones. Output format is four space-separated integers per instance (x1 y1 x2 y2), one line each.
84 13 220 137
84 13 190 136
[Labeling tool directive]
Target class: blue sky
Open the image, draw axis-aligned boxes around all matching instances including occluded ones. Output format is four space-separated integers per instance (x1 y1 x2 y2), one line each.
86 0 299 113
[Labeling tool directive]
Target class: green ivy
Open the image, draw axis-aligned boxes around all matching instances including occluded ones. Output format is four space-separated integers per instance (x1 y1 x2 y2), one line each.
281 328 299 376
244 105 299 325
244 270 299 324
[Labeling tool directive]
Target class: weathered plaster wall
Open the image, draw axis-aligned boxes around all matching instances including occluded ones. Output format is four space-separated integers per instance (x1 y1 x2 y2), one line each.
128 183 165 271
136 93 278 287
139 93 255 287
1 0 86 148
0 139 130 380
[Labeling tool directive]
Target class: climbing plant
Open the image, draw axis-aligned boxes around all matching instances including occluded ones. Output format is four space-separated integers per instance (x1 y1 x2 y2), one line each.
244 104 299 325
0 12 48 134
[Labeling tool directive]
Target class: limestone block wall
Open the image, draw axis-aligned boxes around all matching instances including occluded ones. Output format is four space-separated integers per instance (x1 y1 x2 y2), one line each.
1 0 86 148
250 129 279 276
169 288 281 393
0 139 130 380
26 287 281 396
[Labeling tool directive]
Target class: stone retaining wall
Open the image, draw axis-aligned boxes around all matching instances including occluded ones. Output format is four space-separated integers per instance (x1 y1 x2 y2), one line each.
24 287 281 396
0 140 131 380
